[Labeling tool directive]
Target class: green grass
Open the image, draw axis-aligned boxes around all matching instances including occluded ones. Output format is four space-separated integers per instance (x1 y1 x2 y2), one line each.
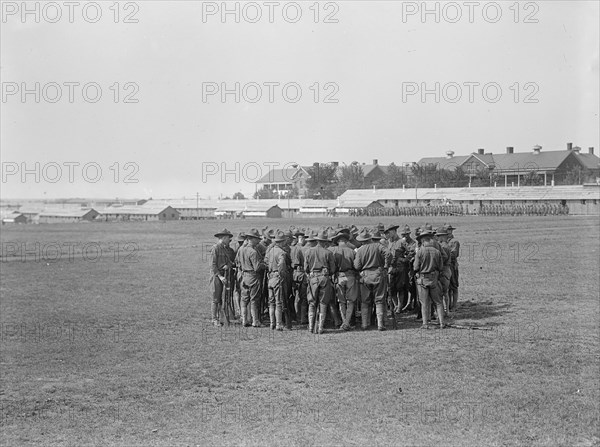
1 216 599 446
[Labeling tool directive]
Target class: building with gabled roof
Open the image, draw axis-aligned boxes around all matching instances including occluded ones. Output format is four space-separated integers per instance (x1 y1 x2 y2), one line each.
38 208 99 224
417 144 599 186
99 205 180 221
256 165 311 197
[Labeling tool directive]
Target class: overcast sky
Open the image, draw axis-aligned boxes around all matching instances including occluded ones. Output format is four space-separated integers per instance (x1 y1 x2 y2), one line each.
1 1 598 199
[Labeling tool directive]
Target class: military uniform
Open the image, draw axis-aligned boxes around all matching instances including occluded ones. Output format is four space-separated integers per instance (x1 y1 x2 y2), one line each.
447 225 460 310
236 229 266 327
329 234 359 330
265 231 292 330
413 230 445 329
304 231 337 334
290 237 308 324
209 229 235 326
354 231 390 330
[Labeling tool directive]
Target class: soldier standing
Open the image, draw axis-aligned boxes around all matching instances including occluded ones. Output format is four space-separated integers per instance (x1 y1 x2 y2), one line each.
209 229 235 327
354 230 390 331
265 231 292 330
329 231 359 330
291 230 308 325
304 230 337 334
400 225 417 312
413 228 446 329
236 229 266 327
446 224 460 310
383 224 404 315
435 226 453 318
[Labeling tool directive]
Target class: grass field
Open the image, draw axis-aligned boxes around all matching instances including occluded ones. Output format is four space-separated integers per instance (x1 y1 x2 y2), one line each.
1 216 599 446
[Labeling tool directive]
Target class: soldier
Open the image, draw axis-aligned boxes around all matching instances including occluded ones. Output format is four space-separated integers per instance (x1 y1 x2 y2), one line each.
400 225 417 312
354 230 390 331
446 223 460 310
233 232 247 318
413 228 446 329
383 224 406 317
209 229 235 327
236 229 266 327
329 231 359 330
291 229 308 325
265 231 292 330
435 226 452 318
304 230 337 334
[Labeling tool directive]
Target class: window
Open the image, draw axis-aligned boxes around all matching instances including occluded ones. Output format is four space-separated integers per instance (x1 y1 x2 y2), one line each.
407 200 411 204
162 213 166 217
171 214 175 218
581 199 586 205
593 200 597 205
469 200 474 205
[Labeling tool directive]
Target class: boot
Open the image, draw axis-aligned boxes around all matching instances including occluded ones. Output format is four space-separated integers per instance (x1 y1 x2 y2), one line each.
268 305 276 330
275 304 284 331
300 300 308 325
361 302 371 330
339 302 348 330
251 303 263 328
317 303 328 334
241 303 251 327
343 302 355 330
211 303 222 326
330 303 342 328
376 303 386 331
308 308 316 333
282 306 292 330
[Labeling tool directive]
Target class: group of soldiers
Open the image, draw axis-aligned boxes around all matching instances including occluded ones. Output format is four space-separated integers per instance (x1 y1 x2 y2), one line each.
348 205 463 217
209 221 460 333
478 203 569 216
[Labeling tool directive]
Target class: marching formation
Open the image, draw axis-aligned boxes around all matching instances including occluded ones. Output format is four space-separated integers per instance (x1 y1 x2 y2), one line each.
209 223 460 333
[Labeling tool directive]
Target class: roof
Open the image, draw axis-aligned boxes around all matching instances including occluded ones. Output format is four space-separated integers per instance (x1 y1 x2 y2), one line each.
361 164 389 177
38 209 98 218
101 205 178 215
214 203 282 213
256 167 309 184
418 150 600 173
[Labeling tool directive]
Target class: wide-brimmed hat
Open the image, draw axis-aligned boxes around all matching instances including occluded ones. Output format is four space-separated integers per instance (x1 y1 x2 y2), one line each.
305 230 318 242
236 232 246 242
384 224 399 234
435 226 448 236
283 230 293 239
214 228 233 238
356 230 372 242
246 228 262 239
273 230 287 242
293 229 305 237
376 223 385 232
371 230 383 240
400 225 411 235
332 231 350 242
349 225 359 236
416 229 434 240
444 223 456 230
315 230 330 242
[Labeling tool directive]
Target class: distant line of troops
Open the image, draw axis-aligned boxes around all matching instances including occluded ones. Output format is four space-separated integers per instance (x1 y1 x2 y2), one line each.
209 222 460 332
349 203 569 217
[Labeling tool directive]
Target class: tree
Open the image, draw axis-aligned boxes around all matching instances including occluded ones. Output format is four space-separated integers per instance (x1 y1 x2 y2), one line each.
382 163 409 189
253 187 276 199
306 163 338 199
522 170 544 186
232 192 245 200
335 162 364 195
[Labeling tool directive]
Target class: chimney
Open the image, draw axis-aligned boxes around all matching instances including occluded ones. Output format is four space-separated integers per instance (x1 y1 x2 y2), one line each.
506 147 514 154
373 159 378 165
567 142 573 151
446 150 455 159
313 162 319 169
589 147 595 155
573 146 581 154
533 145 542 155
332 161 339 167
478 148 484 155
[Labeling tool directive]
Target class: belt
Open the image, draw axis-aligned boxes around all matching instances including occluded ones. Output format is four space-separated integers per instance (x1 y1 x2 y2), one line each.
338 270 355 275
361 267 382 272
421 271 438 277
267 271 280 277
294 266 304 271
243 270 256 273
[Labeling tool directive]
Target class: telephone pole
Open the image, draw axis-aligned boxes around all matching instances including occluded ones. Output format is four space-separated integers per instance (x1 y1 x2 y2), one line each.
196 192 199 220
